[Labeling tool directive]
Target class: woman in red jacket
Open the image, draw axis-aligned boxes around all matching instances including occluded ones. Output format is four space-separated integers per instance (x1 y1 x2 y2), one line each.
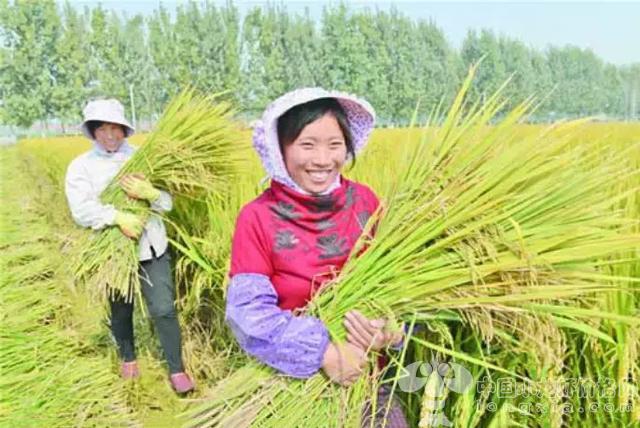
226 88 407 426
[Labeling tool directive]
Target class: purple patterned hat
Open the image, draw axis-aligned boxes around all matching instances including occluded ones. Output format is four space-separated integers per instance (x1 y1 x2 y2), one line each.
252 87 376 191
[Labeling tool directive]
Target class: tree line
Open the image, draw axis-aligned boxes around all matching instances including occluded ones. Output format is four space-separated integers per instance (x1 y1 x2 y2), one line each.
1 0 639 131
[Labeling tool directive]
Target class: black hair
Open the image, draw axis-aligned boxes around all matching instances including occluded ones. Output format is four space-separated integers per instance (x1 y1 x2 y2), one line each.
276 98 356 165
85 120 127 139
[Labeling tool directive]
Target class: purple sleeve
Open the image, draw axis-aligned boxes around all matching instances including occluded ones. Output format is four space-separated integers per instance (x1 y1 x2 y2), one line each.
225 273 330 378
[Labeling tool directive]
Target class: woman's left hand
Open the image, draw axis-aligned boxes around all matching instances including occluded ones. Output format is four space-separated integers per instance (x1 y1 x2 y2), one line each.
120 173 160 202
344 310 403 352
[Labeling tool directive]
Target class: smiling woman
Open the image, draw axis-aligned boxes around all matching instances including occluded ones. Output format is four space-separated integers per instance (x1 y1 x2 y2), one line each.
277 98 355 195
224 87 408 426
65 98 194 393
87 122 127 153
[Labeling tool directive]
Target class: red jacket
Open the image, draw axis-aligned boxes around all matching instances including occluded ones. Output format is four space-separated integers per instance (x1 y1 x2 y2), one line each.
230 177 380 310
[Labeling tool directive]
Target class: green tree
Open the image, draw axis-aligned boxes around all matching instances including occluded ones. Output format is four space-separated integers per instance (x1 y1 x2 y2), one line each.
173 3 208 89
320 5 370 94
546 46 608 116
1 1 635 127
0 0 60 128
498 36 535 110
384 9 420 123
87 7 125 99
601 64 624 117
461 29 507 104
220 2 242 101
620 64 640 120
281 9 321 90
529 50 554 118
50 1 89 131
147 5 181 106
239 7 264 113
414 18 461 122
240 6 288 114
195 1 242 101
360 10 394 123
119 14 158 125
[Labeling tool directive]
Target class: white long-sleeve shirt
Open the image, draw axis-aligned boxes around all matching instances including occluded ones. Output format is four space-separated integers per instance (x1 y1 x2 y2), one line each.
64 141 171 261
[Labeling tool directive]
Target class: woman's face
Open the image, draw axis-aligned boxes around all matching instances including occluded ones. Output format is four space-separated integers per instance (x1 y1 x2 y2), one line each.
282 113 348 194
94 122 125 152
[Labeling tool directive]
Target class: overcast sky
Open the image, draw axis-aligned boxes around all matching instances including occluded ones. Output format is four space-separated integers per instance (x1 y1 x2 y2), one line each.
67 1 640 65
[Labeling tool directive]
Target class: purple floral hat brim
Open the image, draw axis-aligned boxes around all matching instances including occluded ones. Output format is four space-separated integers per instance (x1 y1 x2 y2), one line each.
252 87 376 191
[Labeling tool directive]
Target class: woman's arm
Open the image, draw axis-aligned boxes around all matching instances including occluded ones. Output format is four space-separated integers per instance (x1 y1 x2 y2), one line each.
226 273 330 378
65 161 117 230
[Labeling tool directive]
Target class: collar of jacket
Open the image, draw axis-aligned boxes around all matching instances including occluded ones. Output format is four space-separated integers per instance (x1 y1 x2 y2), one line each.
91 140 134 157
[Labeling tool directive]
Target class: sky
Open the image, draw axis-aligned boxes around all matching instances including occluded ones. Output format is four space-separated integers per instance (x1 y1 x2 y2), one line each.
66 1 640 65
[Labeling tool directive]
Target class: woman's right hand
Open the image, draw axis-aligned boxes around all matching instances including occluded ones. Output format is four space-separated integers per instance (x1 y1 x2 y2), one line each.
321 341 367 387
114 210 144 239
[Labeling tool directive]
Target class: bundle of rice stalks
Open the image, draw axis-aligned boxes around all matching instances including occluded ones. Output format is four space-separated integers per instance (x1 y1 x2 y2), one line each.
73 89 241 302
170 145 260 317
169 143 266 362
184 65 640 427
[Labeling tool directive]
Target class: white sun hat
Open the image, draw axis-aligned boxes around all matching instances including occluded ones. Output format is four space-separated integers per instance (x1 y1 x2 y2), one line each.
79 99 135 140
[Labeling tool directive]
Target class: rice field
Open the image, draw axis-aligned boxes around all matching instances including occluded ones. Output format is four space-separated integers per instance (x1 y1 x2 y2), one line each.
2 89 639 427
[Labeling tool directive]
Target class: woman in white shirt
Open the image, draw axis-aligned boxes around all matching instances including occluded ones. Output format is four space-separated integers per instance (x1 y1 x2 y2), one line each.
64 99 194 393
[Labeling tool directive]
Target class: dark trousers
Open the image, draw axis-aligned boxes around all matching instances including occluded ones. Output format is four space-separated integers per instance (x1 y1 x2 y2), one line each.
109 251 185 374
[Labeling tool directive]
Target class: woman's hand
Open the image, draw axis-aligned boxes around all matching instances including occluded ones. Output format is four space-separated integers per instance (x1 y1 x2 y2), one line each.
114 210 144 239
120 173 160 202
321 341 367 387
344 310 403 352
